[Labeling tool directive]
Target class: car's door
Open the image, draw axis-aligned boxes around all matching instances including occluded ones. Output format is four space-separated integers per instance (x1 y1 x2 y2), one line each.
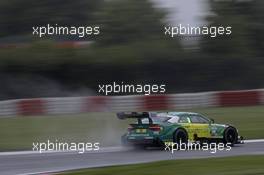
188 114 211 139
177 115 193 140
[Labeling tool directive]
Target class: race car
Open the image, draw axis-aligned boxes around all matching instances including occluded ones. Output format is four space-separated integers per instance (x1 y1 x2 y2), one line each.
117 112 243 147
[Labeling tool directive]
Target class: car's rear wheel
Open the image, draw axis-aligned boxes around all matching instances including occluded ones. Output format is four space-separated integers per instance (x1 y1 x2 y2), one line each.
173 128 188 150
223 127 238 146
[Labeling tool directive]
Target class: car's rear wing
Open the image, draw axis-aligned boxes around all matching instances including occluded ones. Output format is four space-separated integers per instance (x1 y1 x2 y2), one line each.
116 112 151 120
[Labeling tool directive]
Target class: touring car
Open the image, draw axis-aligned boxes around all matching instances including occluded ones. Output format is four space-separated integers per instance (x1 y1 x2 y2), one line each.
117 112 243 147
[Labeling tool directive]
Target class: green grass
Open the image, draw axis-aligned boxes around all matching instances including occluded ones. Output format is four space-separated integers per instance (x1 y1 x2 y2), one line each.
0 105 264 151
62 155 264 175
0 113 128 151
192 105 264 139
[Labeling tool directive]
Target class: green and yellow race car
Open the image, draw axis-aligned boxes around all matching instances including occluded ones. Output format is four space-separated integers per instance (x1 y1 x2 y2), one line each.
117 112 243 147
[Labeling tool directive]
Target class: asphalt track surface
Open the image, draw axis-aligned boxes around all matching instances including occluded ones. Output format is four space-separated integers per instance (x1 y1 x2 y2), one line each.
0 140 264 175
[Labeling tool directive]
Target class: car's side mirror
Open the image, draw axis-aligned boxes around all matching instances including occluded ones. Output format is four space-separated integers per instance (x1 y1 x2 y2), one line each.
210 118 215 124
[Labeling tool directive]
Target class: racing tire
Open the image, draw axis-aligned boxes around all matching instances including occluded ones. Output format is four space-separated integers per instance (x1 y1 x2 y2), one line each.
223 127 238 146
173 128 188 150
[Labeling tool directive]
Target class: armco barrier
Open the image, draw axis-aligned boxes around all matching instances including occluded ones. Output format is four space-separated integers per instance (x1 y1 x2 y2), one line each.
45 97 84 115
0 89 263 117
217 90 261 107
17 99 45 116
83 96 110 112
110 95 142 112
260 89 264 105
142 95 170 111
0 100 17 117
169 92 218 109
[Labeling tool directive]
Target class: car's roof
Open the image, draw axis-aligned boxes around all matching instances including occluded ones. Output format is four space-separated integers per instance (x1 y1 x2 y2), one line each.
167 112 199 115
150 112 199 118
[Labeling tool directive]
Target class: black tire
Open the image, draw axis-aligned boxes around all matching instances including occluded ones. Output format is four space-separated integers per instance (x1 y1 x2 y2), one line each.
223 127 238 146
173 128 188 150
154 138 164 147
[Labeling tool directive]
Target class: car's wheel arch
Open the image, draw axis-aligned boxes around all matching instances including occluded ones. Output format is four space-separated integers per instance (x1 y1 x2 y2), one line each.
173 127 188 141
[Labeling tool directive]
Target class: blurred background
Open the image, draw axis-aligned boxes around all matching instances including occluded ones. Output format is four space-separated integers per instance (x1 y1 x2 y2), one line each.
0 0 264 152
0 0 263 100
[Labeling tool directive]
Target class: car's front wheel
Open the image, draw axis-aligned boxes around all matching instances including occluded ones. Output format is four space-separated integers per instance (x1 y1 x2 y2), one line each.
223 127 238 146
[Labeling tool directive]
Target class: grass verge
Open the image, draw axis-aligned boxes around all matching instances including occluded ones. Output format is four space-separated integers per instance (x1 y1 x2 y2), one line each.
62 155 264 175
0 105 263 151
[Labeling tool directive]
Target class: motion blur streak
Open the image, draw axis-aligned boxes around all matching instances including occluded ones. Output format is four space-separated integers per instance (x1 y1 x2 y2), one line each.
0 1 264 100
0 89 263 117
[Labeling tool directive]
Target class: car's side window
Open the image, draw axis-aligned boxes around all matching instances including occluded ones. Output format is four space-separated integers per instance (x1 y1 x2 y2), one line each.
198 115 210 124
189 114 209 124
189 115 200 123
178 116 190 123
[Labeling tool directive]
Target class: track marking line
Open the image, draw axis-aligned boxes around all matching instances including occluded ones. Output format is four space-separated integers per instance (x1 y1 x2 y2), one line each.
244 139 264 143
